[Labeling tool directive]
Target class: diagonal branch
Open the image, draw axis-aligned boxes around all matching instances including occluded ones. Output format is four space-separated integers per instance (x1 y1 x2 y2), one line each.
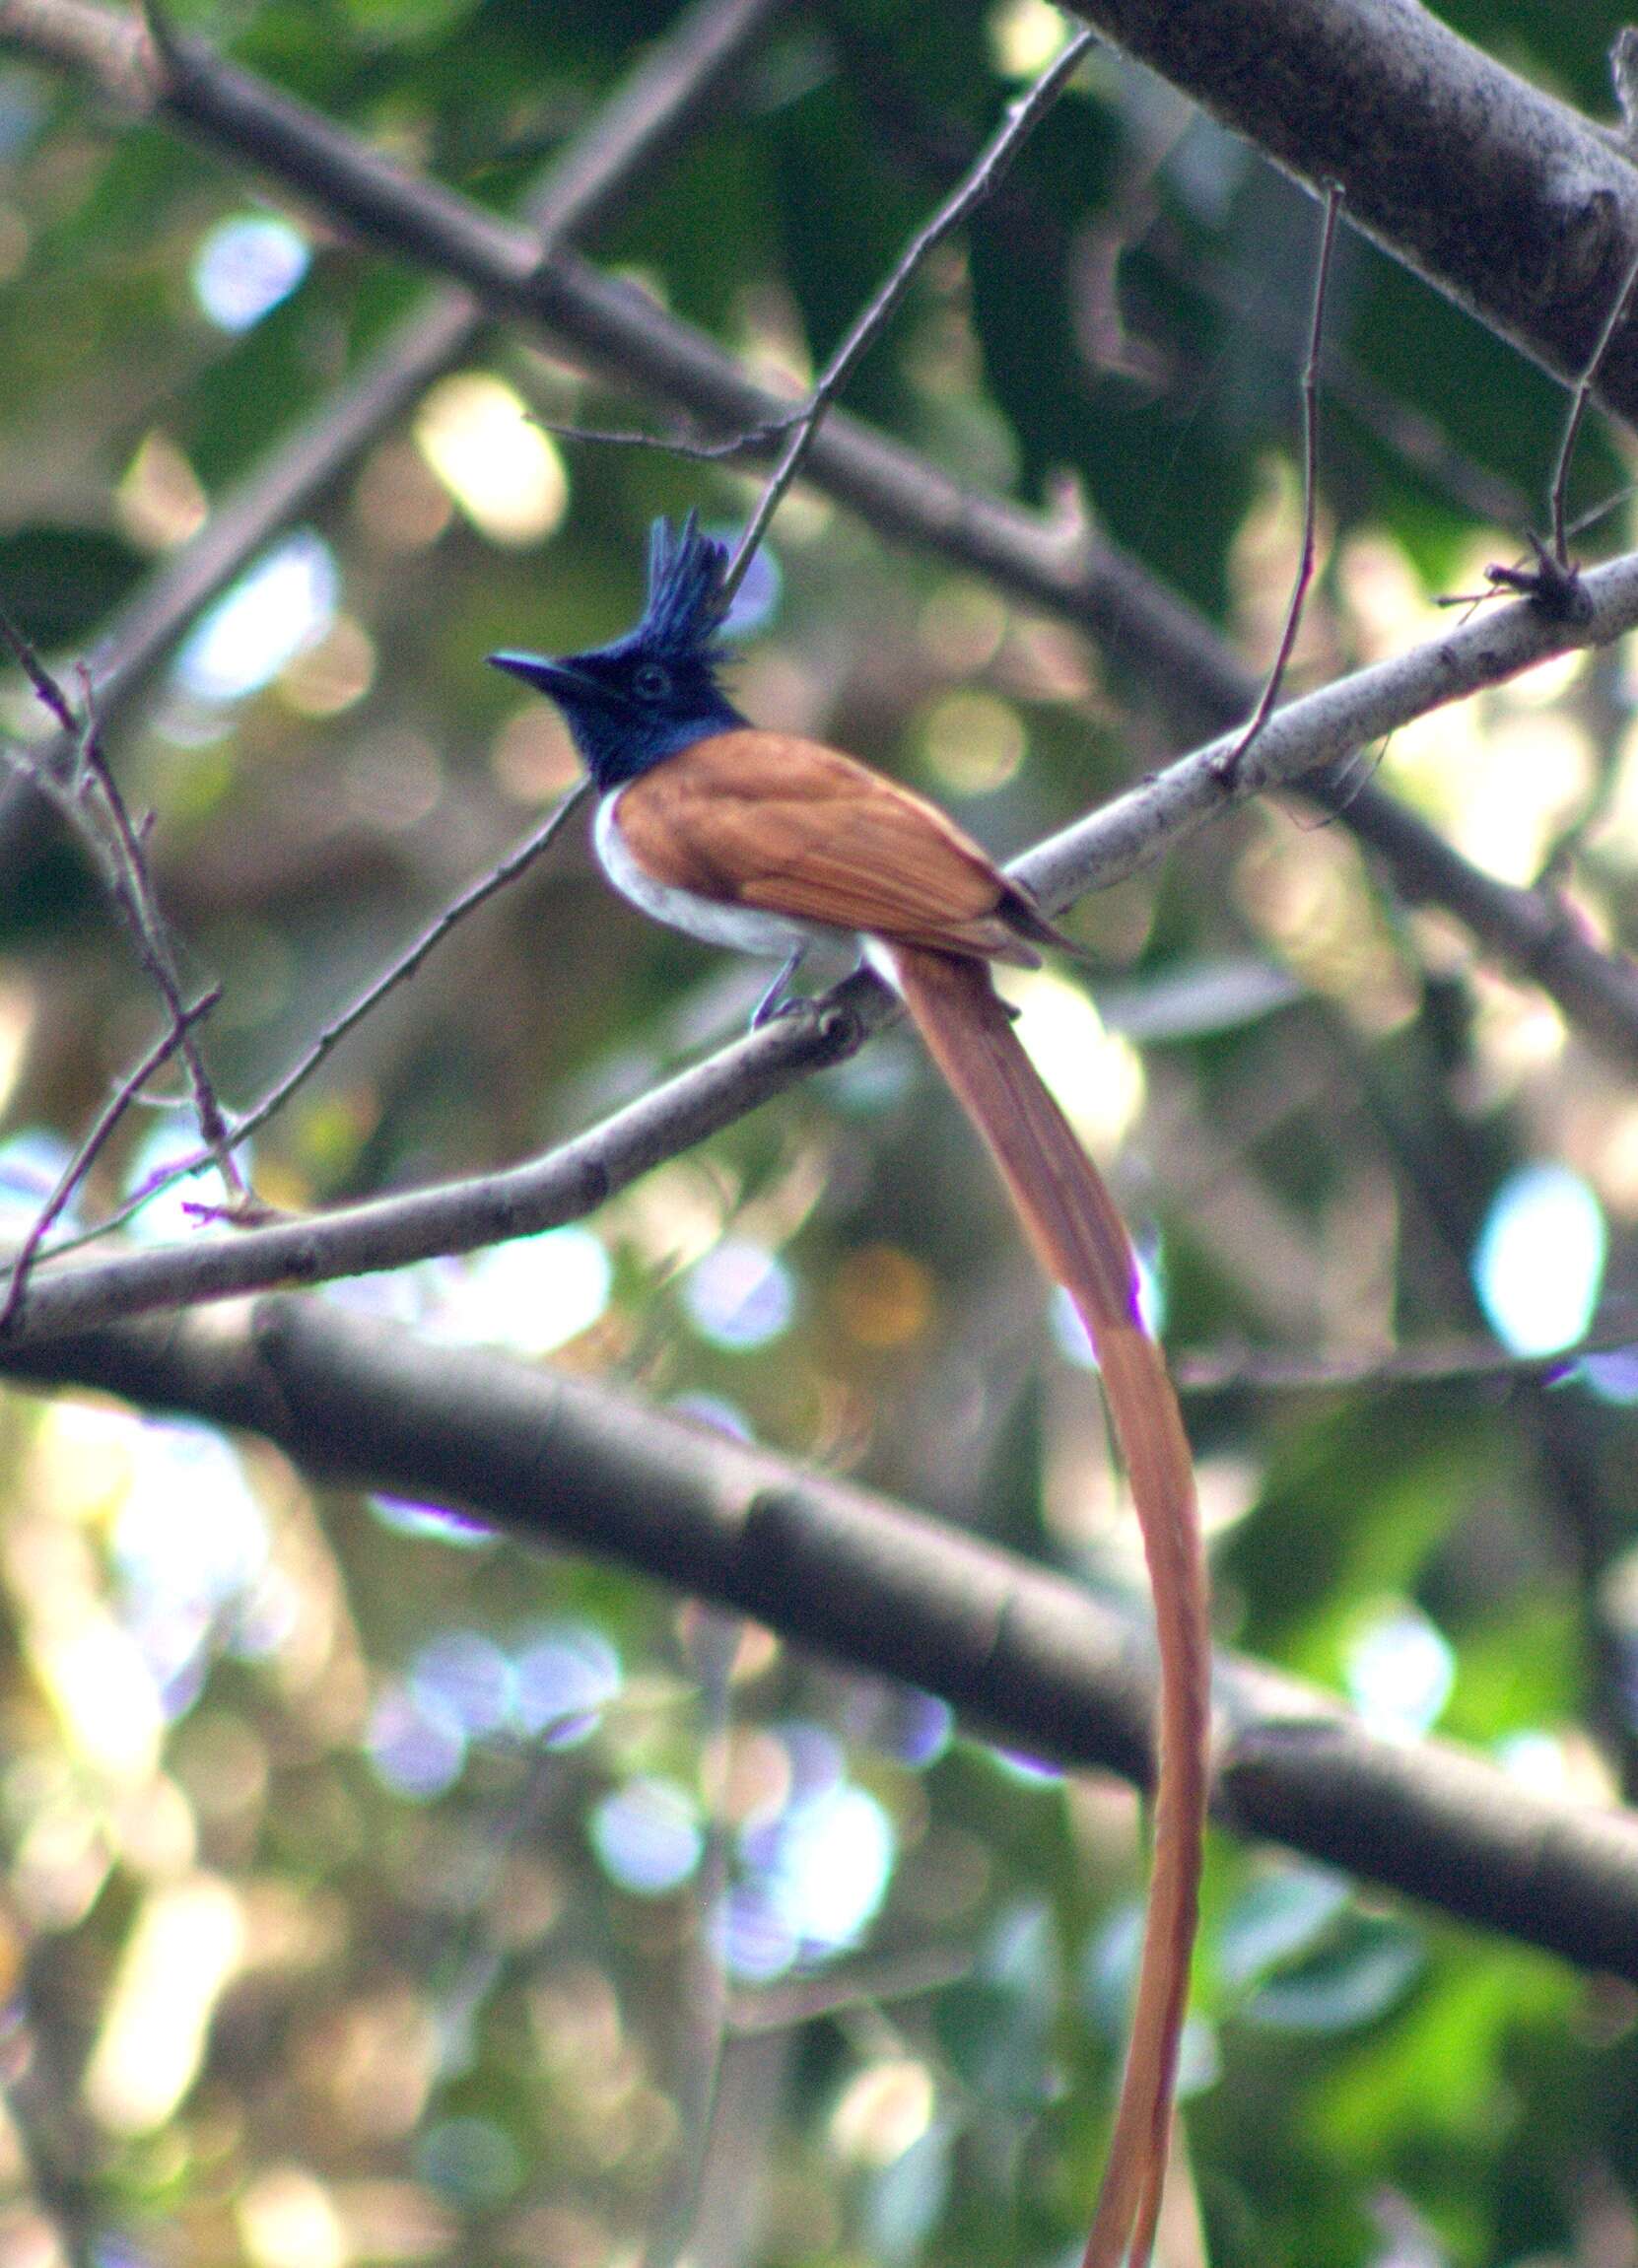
0 0 792 828
7 0 1638 1080
10 541 1638 1345
1 1289 1634 1983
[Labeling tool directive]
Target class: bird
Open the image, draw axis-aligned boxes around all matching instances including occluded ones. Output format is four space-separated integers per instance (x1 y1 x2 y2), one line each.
491 515 1209 2268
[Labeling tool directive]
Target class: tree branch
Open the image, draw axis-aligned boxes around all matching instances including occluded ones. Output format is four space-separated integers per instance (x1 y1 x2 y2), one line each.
7 0 1638 1078
10 542 1638 1342
1 1291 1633 1983
0 0 791 823
1062 0 1638 420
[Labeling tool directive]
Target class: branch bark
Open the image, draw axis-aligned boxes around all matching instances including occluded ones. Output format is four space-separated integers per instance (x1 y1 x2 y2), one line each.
7 0 1638 1080
1063 0 1638 416
0 0 790 809
11 542 1638 1344
2 1293 1633 1983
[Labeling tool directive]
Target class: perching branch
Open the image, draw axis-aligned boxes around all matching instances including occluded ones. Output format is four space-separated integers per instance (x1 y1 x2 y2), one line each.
1 1290 1634 1983
6 0 1638 1082
11 541 1638 1344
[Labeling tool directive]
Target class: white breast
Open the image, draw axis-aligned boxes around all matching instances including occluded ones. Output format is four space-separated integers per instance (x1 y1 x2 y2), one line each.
595 790 815 960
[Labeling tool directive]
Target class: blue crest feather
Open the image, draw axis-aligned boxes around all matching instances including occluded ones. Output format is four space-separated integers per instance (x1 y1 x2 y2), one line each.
630 513 732 658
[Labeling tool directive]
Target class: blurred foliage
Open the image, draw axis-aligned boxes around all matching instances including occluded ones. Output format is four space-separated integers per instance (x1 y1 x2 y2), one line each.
0 1 1635 2265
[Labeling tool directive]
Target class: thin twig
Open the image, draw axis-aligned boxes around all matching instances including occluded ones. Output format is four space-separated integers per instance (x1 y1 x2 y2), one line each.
0 986 220 1336
12 0 1638 1086
1216 182 1343 783
71 692 245 1197
1550 241 1638 567
1174 1312 1638 1395
0 610 243 1201
12 540 1638 1341
37 780 592 1255
0 0 792 809
529 411 796 460
721 28 1096 600
219 779 592 1157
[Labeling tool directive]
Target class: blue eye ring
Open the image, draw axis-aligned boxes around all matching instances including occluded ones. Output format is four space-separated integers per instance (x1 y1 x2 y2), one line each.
633 661 671 702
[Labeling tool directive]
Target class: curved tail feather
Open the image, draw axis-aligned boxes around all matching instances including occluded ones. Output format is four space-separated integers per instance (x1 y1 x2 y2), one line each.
887 943 1210 2268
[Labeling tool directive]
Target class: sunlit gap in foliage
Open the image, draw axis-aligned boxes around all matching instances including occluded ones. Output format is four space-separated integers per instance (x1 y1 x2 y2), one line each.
367 1620 624 1803
424 1223 613 1358
1343 1604 1455 1740
682 1239 796 1350
119 1120 254 1244
1472 1161 1606 1359
190 212 309 332
413 373 567 548
171 531 338 706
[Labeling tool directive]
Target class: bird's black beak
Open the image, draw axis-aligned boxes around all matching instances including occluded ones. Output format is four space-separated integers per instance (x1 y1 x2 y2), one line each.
488 652 594 697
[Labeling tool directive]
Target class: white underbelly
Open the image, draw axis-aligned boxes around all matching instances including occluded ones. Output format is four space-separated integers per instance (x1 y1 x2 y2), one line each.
595 791 816 959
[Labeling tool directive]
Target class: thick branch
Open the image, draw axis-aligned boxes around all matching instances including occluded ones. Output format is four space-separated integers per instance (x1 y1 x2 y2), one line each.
11 543 1638 1342
1 1293 1633 1982
1064 0 1638 417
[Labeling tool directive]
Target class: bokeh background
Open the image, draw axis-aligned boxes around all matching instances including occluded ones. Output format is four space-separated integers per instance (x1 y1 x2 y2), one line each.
0 1 1636 2263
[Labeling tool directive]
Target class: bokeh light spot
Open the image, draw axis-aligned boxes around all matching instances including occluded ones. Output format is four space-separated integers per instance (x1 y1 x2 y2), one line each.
1343 1604 1455 1738
120 1122 252 1246
512 1624 622 1747
919 689 1026 796
746 1781 893 1959
682 1240 794 1350
369 1496 495 1548
410 1632 514 1739
1473 1161 1605 1356
1004 971 1145 1158
416 2117 521 2207
831 1244 934 1349
414 373 567 547
590 1778 703 1895
366 1683 466 1801
191 213 309 331
433 1224 611 1356
173 531 338 704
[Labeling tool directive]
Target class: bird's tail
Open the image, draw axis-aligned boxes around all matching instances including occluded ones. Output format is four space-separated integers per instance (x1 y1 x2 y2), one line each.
888 942 1209 2268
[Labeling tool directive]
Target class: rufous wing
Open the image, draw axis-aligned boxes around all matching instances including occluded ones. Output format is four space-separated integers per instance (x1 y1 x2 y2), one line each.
613 728 1056 963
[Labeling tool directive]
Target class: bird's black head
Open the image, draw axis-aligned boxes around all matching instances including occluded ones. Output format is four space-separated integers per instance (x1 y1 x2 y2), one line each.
490 515 746 789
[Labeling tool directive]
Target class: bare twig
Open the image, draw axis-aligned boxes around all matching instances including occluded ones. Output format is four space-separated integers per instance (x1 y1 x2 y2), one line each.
10 2 1638 1086
1550 242 1638 567
0 0 792 813
0 610 243 1200
722 29 1095 599
11 542 1638 1342
35 780 592 1259
71 700 245 1197
1216 182 1342 783
194 780 593 1197
0 987 220 1335
1174 1312 1638 1395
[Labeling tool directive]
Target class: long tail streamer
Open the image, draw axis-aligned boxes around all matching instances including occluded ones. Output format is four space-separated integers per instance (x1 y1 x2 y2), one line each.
889 943 1211 2268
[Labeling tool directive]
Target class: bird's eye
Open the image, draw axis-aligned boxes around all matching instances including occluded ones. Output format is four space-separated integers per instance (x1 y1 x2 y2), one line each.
632 661 671 702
